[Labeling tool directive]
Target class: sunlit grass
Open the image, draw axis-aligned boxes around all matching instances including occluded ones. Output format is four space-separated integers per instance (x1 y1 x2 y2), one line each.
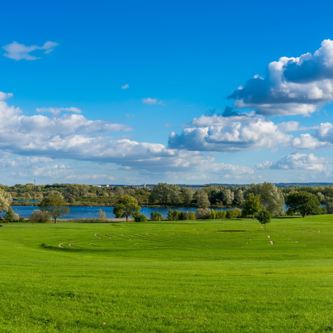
0 216 333 332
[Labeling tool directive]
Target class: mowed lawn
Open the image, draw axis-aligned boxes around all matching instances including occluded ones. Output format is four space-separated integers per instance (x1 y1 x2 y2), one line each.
1 217 333 332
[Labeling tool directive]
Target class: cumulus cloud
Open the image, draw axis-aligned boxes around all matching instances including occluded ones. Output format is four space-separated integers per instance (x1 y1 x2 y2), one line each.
271 152 327 172
168 114 290 152
3 41 58 61
0 92 253 180
229 39 333 116
292 133 326 149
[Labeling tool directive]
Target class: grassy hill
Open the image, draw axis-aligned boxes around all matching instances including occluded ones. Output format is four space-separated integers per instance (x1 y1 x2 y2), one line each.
1 216 333 332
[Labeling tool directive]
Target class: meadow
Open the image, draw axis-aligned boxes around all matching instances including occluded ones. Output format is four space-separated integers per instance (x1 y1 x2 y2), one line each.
1 216 333 332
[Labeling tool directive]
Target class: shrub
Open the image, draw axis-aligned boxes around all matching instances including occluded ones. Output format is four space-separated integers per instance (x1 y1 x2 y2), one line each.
255 209 271 225
167 210 180 221
187 211 196 220
4 207 20 222
150 212 163 221
30 210 51 223
210 209 217 219
133 213 147 222
215 210 226 219
226 208 242 219
135 213 146 222
195 208 211 219
178 211 189 220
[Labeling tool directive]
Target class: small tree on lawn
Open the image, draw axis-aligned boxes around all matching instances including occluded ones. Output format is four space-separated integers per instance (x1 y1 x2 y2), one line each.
255 209 271 231
39 192 69 223
113 195 140 222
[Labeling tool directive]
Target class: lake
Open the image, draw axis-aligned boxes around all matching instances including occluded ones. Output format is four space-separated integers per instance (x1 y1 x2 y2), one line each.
11 205 224 219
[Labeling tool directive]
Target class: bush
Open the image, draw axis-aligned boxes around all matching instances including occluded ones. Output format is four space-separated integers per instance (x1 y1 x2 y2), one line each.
133 213 147 222
4 207 20 222
215 210 226 219
226 208 242 219
178 211 189 220
187 211 196 220
29 210 51 223
255 209 271 225
195 208 211 220
150 212 163 221
167 210 180 221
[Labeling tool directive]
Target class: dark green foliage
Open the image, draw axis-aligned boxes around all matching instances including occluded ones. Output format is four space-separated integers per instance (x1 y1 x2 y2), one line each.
242 193 261 217
226 208 242 219
167 210 180 221
133 213 147 222
150 212 163 221
113 195 141 221
39 192 69 223
255 209 271 225
249 183 285 216
286 191 321 217
167 210 196 221
194 190 210 208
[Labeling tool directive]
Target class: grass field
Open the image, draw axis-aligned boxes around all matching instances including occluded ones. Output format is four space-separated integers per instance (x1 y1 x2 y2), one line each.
1 216 333 332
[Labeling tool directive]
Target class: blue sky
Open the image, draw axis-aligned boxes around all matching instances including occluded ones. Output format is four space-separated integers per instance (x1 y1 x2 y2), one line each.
1 0 333 184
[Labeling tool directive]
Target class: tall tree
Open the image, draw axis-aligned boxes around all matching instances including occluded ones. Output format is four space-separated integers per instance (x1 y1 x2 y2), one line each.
39 192 69 223
113 195 141 221
194 190 210 208
286 191 321 217
0 188 12 214
249 183 285 216
242 193 261 217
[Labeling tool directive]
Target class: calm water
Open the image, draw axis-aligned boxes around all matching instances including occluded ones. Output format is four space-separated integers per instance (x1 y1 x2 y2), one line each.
12 205 220 219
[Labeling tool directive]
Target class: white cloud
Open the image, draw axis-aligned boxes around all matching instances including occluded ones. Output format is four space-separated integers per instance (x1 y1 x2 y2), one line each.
0 92 253 181
271 152 327 172
36 107 82 117
292 133 326 149
229 39 333 116
3 41 58 61
142 97 163 105
169 114 290 152
121 83 129 90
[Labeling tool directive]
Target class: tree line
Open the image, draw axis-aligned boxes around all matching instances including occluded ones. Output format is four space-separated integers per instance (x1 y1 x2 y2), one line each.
0 182 327 223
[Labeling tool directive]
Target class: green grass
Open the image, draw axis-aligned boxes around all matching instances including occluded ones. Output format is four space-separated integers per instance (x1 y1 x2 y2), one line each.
1 216 333 332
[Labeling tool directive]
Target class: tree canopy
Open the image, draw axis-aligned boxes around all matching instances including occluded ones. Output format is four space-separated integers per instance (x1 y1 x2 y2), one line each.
113 195 141 221
39 192 69 223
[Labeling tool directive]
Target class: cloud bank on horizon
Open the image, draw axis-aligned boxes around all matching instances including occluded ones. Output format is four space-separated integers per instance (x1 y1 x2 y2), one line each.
1 39 333 184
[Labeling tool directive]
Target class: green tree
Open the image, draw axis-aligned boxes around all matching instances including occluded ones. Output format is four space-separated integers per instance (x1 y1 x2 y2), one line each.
39 192 69 223
250 183 285 216
194 190 210 208
233 189 245 207
255 209 271 230
0 188 12 214
286 191 321 217
113 195 140 221
242 193 261 217
181 188 194 206
4 207 20 222
149 183 182 206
